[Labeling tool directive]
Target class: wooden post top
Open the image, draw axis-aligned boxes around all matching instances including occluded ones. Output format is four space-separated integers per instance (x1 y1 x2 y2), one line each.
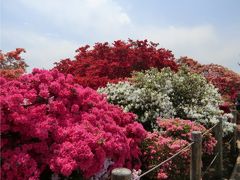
111 168 132 180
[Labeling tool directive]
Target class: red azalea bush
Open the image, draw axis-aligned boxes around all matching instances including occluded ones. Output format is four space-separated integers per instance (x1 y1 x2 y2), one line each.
0 48 28 79
0 69 147 180
54 39 178 89
141 119 216 179
178 57 240 104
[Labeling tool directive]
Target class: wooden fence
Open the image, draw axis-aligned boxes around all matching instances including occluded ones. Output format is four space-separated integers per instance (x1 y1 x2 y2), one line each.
111 110 239 180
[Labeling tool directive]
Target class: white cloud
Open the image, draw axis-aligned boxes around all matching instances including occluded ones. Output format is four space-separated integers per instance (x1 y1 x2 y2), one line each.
19 0 131 37
2 28 79 72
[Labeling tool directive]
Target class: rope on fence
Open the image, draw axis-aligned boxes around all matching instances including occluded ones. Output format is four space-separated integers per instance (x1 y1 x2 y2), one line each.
138 142 194 178
227 136 234 144
200 123 220 177
202 123 218 136
201 153 219 177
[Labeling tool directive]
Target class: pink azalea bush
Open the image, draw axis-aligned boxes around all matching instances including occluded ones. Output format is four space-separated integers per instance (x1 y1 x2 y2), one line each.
141 119 216 179
158 119 217 155
141 132 189 180
0 69 146 180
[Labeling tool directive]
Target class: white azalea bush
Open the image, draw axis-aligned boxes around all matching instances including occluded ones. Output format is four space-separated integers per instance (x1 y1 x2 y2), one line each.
98 81 175 130
133 68 217 121
98 67 235 135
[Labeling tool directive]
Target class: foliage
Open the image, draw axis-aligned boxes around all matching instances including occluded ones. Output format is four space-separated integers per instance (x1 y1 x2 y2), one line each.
54 39 178 89
0 48 28 79
141 119 216 180
0 69 146 180
178 57 240 104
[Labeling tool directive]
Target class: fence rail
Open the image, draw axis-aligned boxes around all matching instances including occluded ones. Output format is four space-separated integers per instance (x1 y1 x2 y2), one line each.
111 110 238 180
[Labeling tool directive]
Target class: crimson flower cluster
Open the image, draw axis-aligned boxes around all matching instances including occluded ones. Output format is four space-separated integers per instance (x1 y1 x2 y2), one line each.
54 39 178 89
0 69 146 179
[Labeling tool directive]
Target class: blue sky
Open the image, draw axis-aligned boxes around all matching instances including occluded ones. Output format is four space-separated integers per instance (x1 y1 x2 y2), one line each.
1 0 240 72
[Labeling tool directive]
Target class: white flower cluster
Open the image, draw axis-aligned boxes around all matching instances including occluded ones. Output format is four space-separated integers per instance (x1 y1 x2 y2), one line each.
181 83 223 125
98 81 175 130
164 68 234 135
98 67 235 135
222 113 236 136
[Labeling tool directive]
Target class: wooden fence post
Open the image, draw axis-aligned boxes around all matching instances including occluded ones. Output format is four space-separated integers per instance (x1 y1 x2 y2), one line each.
191 131 202 180
214 117 223 179
231 110 237 155
111 168 131 180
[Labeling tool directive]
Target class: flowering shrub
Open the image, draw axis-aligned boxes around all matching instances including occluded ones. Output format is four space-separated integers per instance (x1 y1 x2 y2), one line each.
178 57 240 104
54 39 178 89
158 119 217 154
141 133 189 180
141 119 216 180
0 69 146 179
99 67 234 134
98 80 175 130
133 67 220 123
0 48 28 79
133 67 236 134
